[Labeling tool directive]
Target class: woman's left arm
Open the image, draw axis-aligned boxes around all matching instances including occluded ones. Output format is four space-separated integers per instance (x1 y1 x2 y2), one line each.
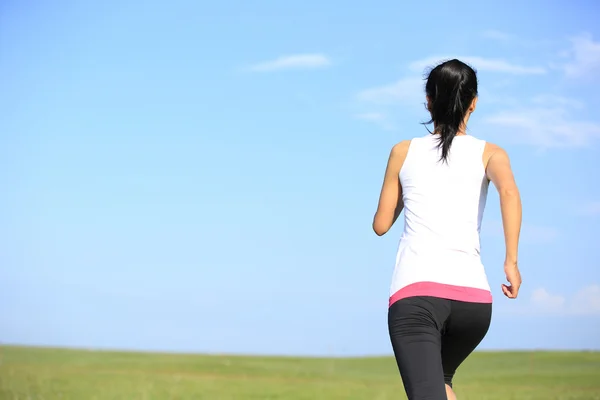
372 141 409 236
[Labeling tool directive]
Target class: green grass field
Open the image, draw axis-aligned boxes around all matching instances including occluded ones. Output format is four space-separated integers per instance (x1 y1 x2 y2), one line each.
1 346 599 400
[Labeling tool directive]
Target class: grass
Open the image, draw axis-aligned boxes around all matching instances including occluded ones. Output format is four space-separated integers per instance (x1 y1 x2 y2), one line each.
1 346 599 399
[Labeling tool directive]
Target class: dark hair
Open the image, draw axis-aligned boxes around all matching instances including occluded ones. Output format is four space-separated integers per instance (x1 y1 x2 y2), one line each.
423 59 478 162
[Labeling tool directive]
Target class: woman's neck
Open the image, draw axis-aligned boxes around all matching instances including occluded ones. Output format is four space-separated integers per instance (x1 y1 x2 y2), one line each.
432 126 468 136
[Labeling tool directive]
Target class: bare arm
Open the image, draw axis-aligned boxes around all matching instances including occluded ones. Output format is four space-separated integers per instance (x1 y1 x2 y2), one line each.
486 145 521 264
485 143 522 298
373 141 409 236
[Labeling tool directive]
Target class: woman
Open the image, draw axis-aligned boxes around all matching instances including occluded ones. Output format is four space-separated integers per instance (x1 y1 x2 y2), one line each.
373 59 522 400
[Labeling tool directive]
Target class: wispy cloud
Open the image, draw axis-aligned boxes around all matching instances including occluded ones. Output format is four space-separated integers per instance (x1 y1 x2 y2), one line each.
409 56 546 75
530 285 600 316
248 54 332 72
498 285 600 316
531 288 566 309
571 285 600 315
354 112 394 130
562 33 600 79
484 105 600 148
353 76 425 129
481 30 555 49
356 77 424 105
472 34 600 148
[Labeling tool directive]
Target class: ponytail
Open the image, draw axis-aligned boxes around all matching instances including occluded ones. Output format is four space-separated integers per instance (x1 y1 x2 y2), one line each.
422 59 478 163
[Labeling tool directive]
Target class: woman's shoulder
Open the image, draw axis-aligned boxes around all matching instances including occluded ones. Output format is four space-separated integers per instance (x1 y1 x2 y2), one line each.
390 139 412 155
386 140 413 173
483 140 505 154
482 141 511 169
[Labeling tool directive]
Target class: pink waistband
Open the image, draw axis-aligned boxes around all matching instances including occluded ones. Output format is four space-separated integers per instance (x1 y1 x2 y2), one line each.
389 281 493 307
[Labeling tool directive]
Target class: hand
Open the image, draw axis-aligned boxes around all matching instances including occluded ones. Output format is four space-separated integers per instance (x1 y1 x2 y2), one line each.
502 262 521 299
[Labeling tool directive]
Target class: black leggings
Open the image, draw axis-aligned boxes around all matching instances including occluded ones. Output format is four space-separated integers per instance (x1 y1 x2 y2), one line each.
388 296 492 400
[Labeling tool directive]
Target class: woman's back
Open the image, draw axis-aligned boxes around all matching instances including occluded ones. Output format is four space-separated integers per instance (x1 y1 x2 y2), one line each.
401 133 488 254
389 133 493 305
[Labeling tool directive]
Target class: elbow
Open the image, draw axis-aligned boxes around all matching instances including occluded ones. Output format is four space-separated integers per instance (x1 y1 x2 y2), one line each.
373 227 387 236
372 219 389 236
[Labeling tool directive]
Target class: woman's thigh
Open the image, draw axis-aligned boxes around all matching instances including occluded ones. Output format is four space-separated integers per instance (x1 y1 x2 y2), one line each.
441 300 492 387
388 296 451 400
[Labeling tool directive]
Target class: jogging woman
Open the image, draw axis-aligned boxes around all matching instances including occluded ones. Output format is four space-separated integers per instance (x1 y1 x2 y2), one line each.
373 59 522 400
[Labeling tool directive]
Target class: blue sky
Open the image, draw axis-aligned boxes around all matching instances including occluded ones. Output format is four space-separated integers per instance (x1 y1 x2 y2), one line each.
1 0 600 356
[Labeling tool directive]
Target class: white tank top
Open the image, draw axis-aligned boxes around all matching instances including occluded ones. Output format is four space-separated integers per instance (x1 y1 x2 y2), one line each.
389 134 493 306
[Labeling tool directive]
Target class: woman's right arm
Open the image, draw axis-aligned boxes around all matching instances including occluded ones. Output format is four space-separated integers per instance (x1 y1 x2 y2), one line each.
372 141 409 236
485 143 523 299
